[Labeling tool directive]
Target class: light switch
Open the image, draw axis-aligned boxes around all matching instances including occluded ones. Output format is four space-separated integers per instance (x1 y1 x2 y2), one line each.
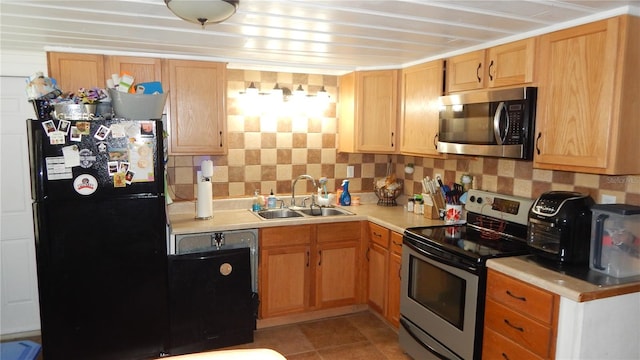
347 165 354 178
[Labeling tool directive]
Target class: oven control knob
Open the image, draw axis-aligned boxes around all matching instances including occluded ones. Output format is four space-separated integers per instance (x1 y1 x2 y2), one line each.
469 195 476 203
476 197 483 204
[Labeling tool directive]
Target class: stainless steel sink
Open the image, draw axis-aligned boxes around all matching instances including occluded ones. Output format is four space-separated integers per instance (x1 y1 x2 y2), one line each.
256 209 304 219
298 207 353 217
254 206 353 220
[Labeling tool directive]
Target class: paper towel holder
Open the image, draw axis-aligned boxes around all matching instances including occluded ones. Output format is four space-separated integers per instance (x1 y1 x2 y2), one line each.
196 160 214 220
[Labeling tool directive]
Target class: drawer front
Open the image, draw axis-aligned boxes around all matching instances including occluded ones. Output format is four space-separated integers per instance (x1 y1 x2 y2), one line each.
487 269 555 324
261 225 313 247
482 327 544 360
369 222 390 247
317 221 361 243
390 231 403 254
485 299 552 358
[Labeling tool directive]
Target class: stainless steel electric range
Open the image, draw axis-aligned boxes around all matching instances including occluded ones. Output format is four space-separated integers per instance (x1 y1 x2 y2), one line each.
399 189 534 360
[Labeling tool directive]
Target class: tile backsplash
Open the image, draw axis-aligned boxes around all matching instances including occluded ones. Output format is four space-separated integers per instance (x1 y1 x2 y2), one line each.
166 69 640 206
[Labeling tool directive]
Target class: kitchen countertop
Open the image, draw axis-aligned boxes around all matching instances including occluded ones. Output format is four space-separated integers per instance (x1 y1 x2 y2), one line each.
168 195 443 236
168 195 639 303
487 256 640 302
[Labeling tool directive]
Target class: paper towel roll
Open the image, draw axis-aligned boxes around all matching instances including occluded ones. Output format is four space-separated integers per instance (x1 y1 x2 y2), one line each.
201 160 214 177
196 180 213 219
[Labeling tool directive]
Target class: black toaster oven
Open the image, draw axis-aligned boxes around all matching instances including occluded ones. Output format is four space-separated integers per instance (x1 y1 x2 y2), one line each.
527 191 595 264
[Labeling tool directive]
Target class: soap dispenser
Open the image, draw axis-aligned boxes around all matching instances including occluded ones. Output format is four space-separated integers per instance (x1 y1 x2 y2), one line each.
339 180 351 206
252 190 261 212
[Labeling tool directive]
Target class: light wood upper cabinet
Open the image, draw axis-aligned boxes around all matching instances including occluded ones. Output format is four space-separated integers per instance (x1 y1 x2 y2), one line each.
446 50 486 92
446 38 536 93
338 70 399 153
167 60 227 155
534 15 640 175
47 52 105 93
105 56 163 85
486 38 536 88
399 60 445 157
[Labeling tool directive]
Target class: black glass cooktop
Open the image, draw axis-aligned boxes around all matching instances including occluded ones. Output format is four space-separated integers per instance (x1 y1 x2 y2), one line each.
405 224 529 262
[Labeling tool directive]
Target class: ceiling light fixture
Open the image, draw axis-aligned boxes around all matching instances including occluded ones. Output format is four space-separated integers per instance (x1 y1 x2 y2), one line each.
165 0 239 28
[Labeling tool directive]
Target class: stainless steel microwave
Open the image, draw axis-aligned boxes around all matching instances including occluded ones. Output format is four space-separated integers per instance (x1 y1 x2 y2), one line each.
437 87 537 160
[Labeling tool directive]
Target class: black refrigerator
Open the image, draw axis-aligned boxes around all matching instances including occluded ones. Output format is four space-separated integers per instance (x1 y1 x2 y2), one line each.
27 118 170 360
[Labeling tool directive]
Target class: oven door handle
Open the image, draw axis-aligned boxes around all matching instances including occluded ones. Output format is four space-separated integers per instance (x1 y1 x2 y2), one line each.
403 237 478 274
400 318 452 360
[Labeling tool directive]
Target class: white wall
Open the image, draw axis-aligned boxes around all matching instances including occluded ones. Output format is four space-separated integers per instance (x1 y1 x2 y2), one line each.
0 49 47 336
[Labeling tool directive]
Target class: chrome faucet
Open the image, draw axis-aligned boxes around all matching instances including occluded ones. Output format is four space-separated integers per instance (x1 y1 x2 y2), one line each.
291 174 317 207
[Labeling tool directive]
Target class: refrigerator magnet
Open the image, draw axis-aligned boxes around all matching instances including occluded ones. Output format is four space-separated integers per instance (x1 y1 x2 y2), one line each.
94 125 111 141
76 122 90 135
108 161 119 176
57 119 71 135
140 121 154 137
78 149 96 169
41 120 56 135
125 170 135 185
70 126 82 142
110 123 126 138
118 161 130 174
49 131 66 145
96 141 107 153
113 172 126 187
73 174 98 195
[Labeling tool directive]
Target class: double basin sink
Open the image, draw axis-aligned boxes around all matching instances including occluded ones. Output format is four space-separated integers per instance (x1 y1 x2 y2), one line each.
254 206 354 220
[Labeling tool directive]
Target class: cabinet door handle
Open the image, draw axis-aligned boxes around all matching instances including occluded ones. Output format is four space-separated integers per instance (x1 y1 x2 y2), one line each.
501 352 510 360
391 132 394 147
219 131 223 147
433 133 438 150
506 290 527 302
504 318 525 332
476 63 482 83
306 251 310 267
536 132 542 155
489 60 495 81
392 239 402 246
372 231 382 238
318 250 322 266
366 248 370 261
398 265 402 279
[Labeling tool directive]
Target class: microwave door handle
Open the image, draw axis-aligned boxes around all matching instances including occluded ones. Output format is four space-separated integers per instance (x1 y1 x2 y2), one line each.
493 101 506 145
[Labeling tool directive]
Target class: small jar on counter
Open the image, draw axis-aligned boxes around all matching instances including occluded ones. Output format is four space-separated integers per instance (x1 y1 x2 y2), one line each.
407 198 415 212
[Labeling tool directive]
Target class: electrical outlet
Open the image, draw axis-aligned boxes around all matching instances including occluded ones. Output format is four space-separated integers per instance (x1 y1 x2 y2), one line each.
601 194 617 204
346 165 354 178
435 173 442 181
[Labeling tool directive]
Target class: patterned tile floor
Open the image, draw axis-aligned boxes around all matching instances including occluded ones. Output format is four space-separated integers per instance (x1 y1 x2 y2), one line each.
229 311 412 360
1 311 411 360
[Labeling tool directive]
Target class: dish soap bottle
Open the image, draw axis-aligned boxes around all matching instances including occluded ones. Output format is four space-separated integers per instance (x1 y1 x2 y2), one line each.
267 189 277 209
252 190 261 212
339 180 351 206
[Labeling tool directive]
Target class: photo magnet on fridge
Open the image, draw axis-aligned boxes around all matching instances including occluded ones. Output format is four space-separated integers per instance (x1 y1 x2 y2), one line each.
94 125 111 141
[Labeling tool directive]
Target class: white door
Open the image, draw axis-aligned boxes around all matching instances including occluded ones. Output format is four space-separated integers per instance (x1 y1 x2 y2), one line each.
0 76 41 335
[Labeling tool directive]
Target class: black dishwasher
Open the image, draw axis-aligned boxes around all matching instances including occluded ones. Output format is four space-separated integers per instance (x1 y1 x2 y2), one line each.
167 247 257 356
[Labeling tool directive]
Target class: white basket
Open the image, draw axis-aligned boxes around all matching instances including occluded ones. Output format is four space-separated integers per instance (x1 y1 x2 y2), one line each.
108 89 168 120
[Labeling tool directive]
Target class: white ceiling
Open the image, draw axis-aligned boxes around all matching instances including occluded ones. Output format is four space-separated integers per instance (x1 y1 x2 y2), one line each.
1 0 638 74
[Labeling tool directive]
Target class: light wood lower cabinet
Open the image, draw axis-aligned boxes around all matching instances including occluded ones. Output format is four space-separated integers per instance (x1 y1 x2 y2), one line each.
366 222 403 328
387 232 403 328
483 269 559 360
259 222 362 319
